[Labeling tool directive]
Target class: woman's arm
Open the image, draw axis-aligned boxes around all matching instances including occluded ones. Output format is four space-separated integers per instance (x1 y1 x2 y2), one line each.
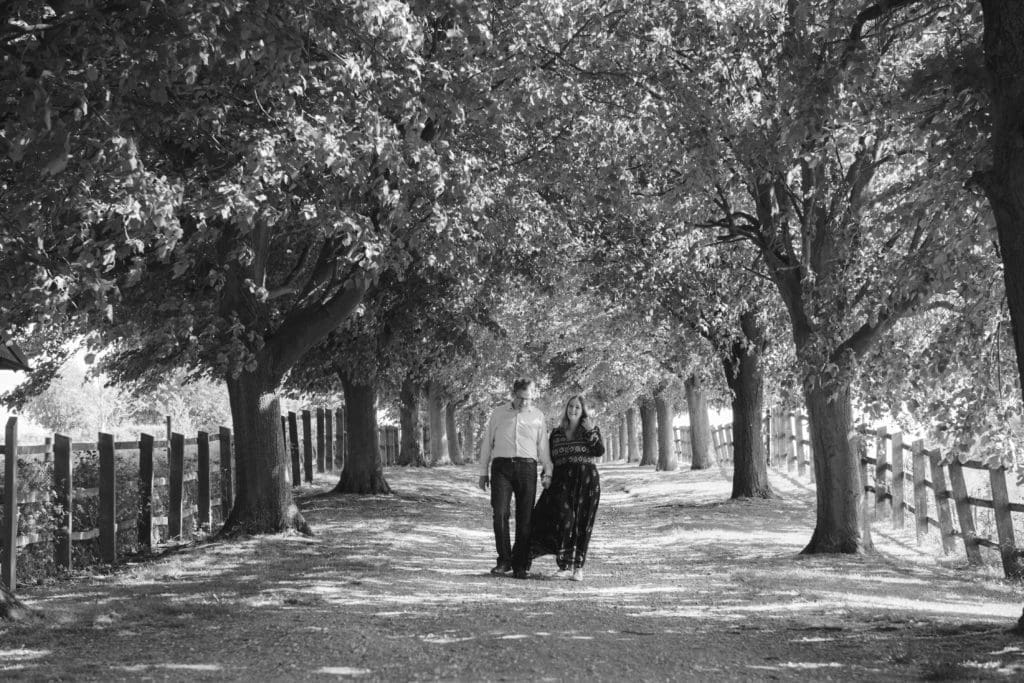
588 425 605 458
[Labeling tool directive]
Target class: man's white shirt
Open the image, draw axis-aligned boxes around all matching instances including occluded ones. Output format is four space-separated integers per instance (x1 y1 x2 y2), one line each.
478 403 552 476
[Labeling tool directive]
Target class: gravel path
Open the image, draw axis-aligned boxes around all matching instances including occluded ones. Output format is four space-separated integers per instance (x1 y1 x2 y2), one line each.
3 462 1024 681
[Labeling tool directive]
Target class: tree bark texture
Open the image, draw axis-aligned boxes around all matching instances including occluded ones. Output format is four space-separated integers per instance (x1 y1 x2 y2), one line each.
684 374 716 470
655 389 677 472
426 381 449 465
397 378 426 466
333 374 391 494
801 378 870 554
462 409 476 462
625 407 640 462
639 398 657 466
618 418 628 461
222 362 310 535
445 402 463 465
981 1 1024 405
722 314 773 499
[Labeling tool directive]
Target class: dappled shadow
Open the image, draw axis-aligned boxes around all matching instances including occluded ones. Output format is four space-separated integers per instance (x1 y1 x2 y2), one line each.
3 462 1024 680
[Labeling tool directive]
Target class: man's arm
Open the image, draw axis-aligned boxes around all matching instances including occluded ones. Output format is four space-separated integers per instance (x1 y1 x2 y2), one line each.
537 416 553 477
478 411 498 488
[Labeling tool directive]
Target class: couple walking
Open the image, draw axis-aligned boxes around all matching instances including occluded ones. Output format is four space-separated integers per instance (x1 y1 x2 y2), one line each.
477 378 604 581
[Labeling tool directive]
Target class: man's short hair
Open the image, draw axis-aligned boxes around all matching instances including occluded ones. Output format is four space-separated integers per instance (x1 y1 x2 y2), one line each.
512 378 534 393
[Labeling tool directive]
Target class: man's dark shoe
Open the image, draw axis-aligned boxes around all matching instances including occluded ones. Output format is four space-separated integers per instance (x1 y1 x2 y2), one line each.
512 569 531 580
490 563 512 575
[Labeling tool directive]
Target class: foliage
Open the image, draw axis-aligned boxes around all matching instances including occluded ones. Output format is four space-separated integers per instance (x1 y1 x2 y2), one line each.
0 444 217 585
19 359 230 438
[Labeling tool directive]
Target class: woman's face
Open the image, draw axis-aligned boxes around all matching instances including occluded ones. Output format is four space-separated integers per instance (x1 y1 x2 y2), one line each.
565 398 583 421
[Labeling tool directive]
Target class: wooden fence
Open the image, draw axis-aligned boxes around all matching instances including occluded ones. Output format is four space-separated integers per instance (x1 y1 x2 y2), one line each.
0 417 235 594
0 407 405 596
763 407 1024 579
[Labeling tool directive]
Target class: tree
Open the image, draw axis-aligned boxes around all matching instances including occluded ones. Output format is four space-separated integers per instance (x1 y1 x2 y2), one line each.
625 0 991 552
1 2 493 532
684 374 716 470
724 311 774 499
639 397 658 467
397 377 427 467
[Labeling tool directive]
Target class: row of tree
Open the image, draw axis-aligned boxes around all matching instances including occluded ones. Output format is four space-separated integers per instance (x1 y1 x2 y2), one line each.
2 1 1023 564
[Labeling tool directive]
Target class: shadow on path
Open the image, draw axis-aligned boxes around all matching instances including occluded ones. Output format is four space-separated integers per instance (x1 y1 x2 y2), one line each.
2 462 1023 681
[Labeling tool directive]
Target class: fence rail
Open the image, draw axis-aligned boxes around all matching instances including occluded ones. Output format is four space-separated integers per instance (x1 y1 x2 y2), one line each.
763 407 1024 579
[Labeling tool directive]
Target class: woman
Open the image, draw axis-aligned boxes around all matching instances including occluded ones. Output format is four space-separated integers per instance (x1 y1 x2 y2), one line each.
529 394 604 581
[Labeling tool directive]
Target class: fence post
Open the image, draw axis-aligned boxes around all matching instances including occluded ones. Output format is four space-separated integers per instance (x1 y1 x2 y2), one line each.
911 440 929 543
139 434 154 550
709 426 721 462
948 460 983 565
890 432 905 528
927 449 958 554
98 432 117 564
3 418 18 590
316 408 326 473
874 427 890 519
54 433 73 569
288 412 301 487
856 430 873 547
989 466 1024 579
302 410 313 483
197 431 211 530
325 408 334 472
169 432 184 539
218 426 233 518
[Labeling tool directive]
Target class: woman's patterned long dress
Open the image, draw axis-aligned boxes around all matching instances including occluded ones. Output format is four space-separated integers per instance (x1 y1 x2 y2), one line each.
530 425 605 570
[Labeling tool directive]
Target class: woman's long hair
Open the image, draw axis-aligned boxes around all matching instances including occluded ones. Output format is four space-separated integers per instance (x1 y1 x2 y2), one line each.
560 394 594 439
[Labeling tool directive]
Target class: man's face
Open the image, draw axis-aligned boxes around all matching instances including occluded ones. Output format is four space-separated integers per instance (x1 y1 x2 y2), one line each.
515 385 536 408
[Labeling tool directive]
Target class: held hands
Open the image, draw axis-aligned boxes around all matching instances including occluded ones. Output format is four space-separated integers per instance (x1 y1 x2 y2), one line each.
478 475 489 491
541 472 552 490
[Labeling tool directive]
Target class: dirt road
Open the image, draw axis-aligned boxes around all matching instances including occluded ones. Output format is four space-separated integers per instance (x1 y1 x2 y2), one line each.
3 463 1023 681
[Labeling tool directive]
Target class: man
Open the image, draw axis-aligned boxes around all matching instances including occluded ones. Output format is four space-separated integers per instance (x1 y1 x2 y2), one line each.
478 378 553 579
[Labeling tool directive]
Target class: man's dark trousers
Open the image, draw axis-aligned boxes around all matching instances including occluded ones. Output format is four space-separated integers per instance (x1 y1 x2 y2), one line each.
490 458 538 571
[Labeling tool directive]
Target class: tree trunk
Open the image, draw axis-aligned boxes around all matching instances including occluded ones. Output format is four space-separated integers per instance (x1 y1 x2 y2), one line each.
617 418 627 461
639 398 657 466
397 378 426 467
723 313 773 499
685 374 716 470
1 584 35 621
462 408 476 462
222 361 310 535
625 407 639 462
801 378 869 553
981 1 1024 403
427 381 449 465
445 401 463 465
655 389 677 472
976 0 1024 633
333 373 391 494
